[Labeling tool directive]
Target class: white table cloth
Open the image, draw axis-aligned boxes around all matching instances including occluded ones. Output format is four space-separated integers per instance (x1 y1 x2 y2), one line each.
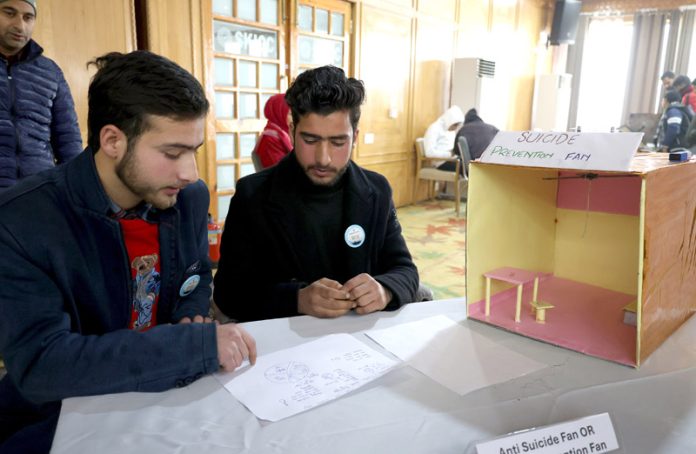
51 298 696 453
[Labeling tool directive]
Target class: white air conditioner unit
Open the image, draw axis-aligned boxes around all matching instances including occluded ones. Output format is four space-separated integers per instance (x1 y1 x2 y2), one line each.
450 58 505 128
531 73 573 131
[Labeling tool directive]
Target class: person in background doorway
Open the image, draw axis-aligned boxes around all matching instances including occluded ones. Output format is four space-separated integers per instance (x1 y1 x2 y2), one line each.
672 74 696 115
0 0 82 189
254 93 293 169
423 105 464 160
658 89 691 152
661 70 675 90
214 65 419 322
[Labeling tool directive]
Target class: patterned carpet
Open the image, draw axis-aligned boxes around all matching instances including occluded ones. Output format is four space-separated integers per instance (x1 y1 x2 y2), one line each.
397 200 467 300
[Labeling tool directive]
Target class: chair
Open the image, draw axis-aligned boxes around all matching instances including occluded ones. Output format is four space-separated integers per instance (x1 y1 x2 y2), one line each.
456 136 473 177
413 137 465 216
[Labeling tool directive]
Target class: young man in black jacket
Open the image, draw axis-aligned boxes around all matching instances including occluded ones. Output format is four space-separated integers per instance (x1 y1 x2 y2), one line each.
214 65 419 322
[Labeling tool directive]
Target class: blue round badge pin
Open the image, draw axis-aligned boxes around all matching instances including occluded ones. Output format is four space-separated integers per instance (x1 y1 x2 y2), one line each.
179 275 201 297
344 224 365 248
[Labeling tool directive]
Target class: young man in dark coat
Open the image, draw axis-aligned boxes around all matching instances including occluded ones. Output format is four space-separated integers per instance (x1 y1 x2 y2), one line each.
214 65 419 322
0 0 82 188
659 89 691 152
0 51 256 453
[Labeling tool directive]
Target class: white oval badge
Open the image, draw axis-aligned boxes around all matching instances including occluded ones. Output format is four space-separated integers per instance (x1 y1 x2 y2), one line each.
179 274 200 297
344 224 365 248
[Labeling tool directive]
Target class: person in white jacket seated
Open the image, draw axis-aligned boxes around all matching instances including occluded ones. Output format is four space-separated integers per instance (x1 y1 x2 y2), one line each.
423 105 464 161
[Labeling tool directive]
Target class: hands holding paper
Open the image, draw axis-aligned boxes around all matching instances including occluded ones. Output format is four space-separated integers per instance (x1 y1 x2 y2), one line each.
216 323 257 371
298 273 392 318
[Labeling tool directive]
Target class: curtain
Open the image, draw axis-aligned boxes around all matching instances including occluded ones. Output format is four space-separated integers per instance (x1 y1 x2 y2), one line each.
662 10 681 76
621 11 671 124
566 14 590 130
674 9 695 75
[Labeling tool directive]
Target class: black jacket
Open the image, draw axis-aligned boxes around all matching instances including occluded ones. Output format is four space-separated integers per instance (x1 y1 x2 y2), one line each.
214 153 419 322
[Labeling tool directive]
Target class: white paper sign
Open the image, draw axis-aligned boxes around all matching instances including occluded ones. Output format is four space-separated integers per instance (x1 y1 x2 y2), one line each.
476 413 619 454
215 333 398 421
479 131 643 171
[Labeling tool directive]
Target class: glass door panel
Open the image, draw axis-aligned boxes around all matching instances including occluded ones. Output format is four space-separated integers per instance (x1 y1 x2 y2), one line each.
209 0 285 222
207 0 353 222
294 0 351 74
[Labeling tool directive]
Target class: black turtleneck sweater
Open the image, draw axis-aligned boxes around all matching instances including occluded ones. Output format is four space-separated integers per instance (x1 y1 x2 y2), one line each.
291 167 348 284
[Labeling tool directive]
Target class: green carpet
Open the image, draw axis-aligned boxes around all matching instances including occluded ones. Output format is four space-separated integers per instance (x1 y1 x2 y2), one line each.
397 200 467 300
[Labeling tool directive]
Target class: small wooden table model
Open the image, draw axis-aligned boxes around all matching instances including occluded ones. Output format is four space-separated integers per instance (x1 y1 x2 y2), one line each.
483 267 544 322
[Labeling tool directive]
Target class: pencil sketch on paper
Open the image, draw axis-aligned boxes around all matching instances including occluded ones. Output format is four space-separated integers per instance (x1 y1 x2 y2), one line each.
264 362 310 384
218 333 400 421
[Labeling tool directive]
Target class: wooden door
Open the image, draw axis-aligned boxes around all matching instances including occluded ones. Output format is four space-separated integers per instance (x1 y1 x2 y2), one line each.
292 0 352 76
206 0 353 222
208 0 287 221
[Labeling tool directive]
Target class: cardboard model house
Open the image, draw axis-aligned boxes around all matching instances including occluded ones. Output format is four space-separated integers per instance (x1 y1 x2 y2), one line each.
465 131 696 367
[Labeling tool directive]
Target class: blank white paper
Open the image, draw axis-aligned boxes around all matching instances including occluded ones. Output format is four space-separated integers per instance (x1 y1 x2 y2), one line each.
365 315 547 396
215 333 398 421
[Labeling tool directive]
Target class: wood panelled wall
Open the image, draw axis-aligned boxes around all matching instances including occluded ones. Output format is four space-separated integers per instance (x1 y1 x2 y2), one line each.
340 0 549 206
143 0 209 178
33 0 549 208
31 0 136 148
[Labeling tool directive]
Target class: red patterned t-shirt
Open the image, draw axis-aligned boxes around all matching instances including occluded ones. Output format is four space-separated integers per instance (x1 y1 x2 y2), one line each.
119 218 161 331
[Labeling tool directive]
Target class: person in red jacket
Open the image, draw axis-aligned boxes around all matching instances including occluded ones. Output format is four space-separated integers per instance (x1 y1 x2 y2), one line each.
673 75 696 115
254 93 293 168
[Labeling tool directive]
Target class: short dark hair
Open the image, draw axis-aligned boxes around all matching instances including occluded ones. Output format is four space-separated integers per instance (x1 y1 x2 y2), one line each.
284 65 365 132
661 71 675 80
665 89 681 104
672 75 691 90
87 51 209 152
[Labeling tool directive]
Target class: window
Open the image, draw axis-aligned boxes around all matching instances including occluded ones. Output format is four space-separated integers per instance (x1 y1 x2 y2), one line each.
575 17 633 132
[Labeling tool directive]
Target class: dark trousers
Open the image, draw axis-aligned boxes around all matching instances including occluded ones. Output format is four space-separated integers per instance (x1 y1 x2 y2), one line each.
437 158 464 175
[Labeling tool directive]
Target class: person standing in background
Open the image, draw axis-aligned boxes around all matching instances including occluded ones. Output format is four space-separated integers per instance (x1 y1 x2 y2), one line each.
254 93 293 169
658 89 691 152
0 0 82 189
661 71 675 90
672 75 696 115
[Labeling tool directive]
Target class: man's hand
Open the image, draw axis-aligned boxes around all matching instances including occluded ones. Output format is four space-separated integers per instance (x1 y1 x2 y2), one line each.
298 278 354 318
178 315 212 323
216 323 257 371
343 273 392 315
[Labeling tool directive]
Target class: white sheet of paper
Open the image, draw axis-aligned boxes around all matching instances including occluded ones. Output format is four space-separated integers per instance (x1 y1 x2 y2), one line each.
365 315 547 396
215 333 398 421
